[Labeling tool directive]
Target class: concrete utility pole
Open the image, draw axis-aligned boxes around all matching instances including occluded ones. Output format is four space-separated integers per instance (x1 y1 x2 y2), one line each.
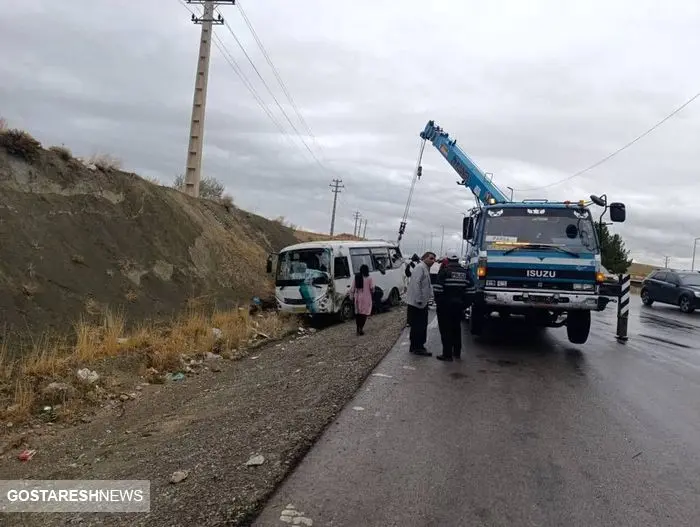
352 211 362 237
183 0 235 197
329 179 344 237
664 256 670 268
362 219 368 239
692 238 700 271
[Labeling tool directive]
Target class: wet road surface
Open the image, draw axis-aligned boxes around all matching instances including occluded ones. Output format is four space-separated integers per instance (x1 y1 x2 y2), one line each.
255 296 700 526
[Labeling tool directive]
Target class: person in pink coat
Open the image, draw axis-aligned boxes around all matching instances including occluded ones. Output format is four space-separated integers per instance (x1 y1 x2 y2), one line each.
349 264 374 335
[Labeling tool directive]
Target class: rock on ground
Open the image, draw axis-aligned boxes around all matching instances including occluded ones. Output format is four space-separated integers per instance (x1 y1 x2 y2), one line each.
0 308 405 526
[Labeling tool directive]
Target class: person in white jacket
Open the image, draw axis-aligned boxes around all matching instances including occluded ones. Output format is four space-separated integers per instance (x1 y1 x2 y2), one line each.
405 251 436 355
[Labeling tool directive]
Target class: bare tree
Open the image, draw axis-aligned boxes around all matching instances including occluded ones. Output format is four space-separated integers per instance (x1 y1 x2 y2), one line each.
173 174 225 199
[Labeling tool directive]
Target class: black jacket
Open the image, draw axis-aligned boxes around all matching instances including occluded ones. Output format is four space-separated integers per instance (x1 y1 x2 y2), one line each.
433 261 472 307
405 260 418 278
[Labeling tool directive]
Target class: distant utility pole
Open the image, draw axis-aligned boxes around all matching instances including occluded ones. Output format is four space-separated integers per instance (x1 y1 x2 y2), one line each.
664 256 670 268
362 219 368 239
183 0 235 198
439 225 445 255
352 211 362 237
329 179 344 237
429 232 435 252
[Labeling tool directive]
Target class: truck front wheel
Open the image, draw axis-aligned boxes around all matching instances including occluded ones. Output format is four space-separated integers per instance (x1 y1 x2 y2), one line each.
566 310 591 344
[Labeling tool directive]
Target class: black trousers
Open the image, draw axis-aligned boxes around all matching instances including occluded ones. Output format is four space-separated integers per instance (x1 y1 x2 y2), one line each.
436 304 463 357
407 305 429 350
356 314 367 333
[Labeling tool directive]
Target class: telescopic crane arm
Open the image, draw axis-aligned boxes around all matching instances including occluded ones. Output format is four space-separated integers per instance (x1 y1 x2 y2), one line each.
419 120 509 205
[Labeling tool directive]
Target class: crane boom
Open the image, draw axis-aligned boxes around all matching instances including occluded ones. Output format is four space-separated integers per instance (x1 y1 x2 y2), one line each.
420 120 509 204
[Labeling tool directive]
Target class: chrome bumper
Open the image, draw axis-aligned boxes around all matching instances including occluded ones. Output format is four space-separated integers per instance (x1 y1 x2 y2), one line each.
481 289 600 310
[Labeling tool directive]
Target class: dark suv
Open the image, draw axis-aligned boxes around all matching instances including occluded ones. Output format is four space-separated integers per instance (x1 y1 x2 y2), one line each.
640 269 700 313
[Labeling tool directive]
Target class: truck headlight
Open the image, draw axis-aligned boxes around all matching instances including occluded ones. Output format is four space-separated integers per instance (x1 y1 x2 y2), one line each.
573 283 594 291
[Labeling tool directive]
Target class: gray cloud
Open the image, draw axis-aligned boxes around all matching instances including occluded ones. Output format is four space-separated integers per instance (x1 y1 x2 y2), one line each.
2 0 700 268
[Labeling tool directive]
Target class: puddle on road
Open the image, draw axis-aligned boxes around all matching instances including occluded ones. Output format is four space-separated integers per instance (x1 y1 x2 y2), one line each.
485 359 518 367
638 333 692 349
639 313 696 332
449 372 468 380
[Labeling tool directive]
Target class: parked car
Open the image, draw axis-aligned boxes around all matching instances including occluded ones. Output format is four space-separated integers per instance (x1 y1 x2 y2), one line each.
640 269 700 313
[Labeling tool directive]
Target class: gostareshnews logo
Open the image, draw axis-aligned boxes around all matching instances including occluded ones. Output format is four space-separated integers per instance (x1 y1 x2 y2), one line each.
0 480 150 513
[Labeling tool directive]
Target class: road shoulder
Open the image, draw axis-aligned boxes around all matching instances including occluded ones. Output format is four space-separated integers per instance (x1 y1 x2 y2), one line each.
0 308 406 526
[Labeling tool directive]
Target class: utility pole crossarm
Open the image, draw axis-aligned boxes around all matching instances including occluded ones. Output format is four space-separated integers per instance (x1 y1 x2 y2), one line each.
183 0 236 198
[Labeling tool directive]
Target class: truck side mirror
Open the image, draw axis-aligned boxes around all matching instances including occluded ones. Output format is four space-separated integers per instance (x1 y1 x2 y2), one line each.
266 255 273 274
462 217 474 241
609 203 626 223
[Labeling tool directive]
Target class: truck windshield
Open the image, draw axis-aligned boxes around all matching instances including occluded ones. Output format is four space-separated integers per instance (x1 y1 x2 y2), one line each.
482 207 598 253
276 248 331 286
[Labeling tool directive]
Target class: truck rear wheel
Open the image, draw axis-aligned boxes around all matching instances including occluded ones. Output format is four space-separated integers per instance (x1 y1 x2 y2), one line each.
566 310 591 344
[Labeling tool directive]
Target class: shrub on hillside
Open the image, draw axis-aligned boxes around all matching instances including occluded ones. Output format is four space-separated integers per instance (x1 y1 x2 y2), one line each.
220 193 234 212
0 128 42 162
173 174 226 200
49 145 73 161
87 153 122 171
142 175 161 186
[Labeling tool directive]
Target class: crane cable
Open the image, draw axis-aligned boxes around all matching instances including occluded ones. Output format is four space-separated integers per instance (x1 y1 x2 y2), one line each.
397 139 427 246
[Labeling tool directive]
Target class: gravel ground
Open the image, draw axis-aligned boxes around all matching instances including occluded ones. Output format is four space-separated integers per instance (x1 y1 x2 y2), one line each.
1 308 405 526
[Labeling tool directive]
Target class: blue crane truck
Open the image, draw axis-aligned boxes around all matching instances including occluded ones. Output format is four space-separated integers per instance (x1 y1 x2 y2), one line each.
418 120 626 344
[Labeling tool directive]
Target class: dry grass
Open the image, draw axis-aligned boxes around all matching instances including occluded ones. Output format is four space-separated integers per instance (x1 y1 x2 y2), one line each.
0 128 42 162
628 262 659 277
49 145 73 161
0 305 296 425
294 229 363 243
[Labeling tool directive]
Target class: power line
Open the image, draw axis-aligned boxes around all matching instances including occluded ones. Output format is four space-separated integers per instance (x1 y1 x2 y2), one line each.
513 89 700 192
178 1 310 160
329 179 344 237
235 1 320 150
217 16 328 173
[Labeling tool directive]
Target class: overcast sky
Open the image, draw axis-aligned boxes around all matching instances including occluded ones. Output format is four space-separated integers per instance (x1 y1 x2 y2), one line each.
2 0 700 267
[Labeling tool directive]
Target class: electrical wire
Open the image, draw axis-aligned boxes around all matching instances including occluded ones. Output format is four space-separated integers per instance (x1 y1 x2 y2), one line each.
236 0 320 150
512 89 700 192
178 1 309 157
216 16 329 172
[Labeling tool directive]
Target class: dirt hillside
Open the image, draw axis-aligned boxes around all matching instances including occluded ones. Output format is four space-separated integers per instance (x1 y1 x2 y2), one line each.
0 135 304 347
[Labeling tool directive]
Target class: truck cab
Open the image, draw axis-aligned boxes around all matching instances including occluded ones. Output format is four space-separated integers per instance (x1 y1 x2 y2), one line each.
462 199 626 343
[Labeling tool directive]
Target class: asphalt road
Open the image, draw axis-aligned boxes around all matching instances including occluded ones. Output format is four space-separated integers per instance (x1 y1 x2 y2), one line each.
254 296 700 527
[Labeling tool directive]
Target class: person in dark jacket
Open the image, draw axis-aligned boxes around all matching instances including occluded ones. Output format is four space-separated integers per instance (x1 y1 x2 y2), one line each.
433 250 472 361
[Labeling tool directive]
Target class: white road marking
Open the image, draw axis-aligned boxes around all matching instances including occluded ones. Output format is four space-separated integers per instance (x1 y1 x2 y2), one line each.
352 406 365 411
371 373 393 378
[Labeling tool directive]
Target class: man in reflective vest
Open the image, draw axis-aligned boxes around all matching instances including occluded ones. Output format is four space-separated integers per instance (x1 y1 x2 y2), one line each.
433 249 472 361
